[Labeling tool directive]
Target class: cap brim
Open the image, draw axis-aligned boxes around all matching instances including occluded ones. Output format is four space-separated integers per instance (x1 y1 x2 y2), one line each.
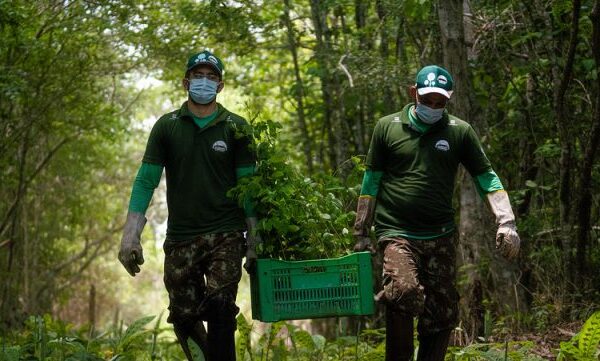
187 61 222 76
417 87 452 99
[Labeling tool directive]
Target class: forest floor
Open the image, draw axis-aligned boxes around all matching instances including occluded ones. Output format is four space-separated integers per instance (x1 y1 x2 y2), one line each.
490 321 583 359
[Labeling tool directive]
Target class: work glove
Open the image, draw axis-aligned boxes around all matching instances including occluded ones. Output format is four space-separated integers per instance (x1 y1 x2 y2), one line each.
352 195 377 254
118 211 147 276
353 236 376 253
486 190 520 260
244 217 262 274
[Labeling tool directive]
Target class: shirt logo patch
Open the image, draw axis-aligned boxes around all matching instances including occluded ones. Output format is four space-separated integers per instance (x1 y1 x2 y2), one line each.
435 139 450 152
212 140 228 152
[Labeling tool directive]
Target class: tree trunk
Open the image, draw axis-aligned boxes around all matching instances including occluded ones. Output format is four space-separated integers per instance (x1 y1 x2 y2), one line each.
309 0 338 169
553 0 582 295
438 0 523 341
89 284 96 332
438 0 484 341
554 0 581 229
376 0 396 114
575 0 600 284
354 0 369 51
283 0 314 174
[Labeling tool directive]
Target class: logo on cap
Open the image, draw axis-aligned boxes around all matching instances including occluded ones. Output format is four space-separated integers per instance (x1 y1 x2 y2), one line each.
424 72 436 86
195 53 207 64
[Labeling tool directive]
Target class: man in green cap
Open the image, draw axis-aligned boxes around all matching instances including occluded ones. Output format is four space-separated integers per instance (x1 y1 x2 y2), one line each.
352 65 520 360
118 50 261 361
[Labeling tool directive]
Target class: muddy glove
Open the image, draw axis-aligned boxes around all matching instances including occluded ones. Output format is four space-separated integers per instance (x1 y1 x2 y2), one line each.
352 196 377 254
486 190 520 260
118 211 147 276
244 217 262 274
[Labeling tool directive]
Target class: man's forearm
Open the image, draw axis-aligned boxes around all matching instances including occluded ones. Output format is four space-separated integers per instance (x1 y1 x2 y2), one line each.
353 170 382 236
128 162 163 214
486 190 515 226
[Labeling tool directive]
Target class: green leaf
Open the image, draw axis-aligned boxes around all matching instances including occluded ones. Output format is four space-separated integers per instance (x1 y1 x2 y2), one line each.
236 314 253 361
187 338 206 361
291 329 315 351
578 311 600 357
525 180 537 188
312 334 326 351
558 341 581 360
0 346 20 361
118 315 156 350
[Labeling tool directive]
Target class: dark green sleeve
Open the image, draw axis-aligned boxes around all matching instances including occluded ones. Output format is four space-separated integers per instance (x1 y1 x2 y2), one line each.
142 117 168 166
460 125 493 177
365 119 387 171
236 165 257 217
128 162 164 214
233 120 256 168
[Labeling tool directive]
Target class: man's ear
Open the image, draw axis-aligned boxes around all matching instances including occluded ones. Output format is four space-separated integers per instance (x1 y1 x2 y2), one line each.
182 78 190 91
409 85 417 101
216 81 224 93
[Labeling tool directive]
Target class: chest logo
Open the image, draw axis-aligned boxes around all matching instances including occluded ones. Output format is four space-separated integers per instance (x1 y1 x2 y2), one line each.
212 140 228 152
435 139 450 152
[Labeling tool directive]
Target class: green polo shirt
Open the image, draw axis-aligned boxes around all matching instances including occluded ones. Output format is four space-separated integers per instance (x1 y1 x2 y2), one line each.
143 102 255 240
366 103 493 239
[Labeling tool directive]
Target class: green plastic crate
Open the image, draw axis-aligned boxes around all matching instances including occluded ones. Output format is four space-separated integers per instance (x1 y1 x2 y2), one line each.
250 252 375 322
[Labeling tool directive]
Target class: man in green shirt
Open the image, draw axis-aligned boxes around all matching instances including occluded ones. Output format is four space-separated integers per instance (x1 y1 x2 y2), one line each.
118 50 260 361
353 65 520 360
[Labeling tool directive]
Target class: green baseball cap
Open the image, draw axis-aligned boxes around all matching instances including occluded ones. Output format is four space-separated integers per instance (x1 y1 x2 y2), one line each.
416 65 453 99
186 50 224 77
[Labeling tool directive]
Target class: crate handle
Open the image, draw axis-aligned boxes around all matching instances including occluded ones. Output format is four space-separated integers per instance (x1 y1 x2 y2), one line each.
302 265 327 273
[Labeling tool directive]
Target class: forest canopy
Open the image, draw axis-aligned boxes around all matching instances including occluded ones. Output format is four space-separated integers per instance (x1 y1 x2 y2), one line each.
1 0 599 359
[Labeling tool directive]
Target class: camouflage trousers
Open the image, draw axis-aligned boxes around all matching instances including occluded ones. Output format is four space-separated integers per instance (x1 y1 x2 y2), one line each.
378 234 459 335
163 231 245 325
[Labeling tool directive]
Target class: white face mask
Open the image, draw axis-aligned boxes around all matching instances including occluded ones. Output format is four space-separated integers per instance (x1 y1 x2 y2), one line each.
188 78 218 104
415 103 445 124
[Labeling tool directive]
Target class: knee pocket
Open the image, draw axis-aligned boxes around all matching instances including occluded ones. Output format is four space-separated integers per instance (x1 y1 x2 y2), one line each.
385 281 425 315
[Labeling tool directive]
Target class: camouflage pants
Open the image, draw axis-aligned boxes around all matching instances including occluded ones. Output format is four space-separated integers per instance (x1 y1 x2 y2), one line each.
379 234 459 335
163 231 245 325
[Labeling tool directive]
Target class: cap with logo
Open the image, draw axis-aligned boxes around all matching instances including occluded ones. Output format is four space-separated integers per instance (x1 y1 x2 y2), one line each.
186 50 224 78
415 65 453 99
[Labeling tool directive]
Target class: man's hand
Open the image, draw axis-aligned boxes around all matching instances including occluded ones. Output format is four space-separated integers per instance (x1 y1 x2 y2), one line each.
244 217 262 274
244 245 258 274
118 212 146 277
353 236 376 254
486 190 520 261
496 223 520 260
352 195 376 254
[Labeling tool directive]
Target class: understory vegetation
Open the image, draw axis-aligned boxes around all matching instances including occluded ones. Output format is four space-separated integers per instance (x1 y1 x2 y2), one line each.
1 312 599 360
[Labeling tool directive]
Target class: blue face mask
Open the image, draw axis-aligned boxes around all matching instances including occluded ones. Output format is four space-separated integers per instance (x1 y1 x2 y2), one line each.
188 78 218 104
415 103 445 124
